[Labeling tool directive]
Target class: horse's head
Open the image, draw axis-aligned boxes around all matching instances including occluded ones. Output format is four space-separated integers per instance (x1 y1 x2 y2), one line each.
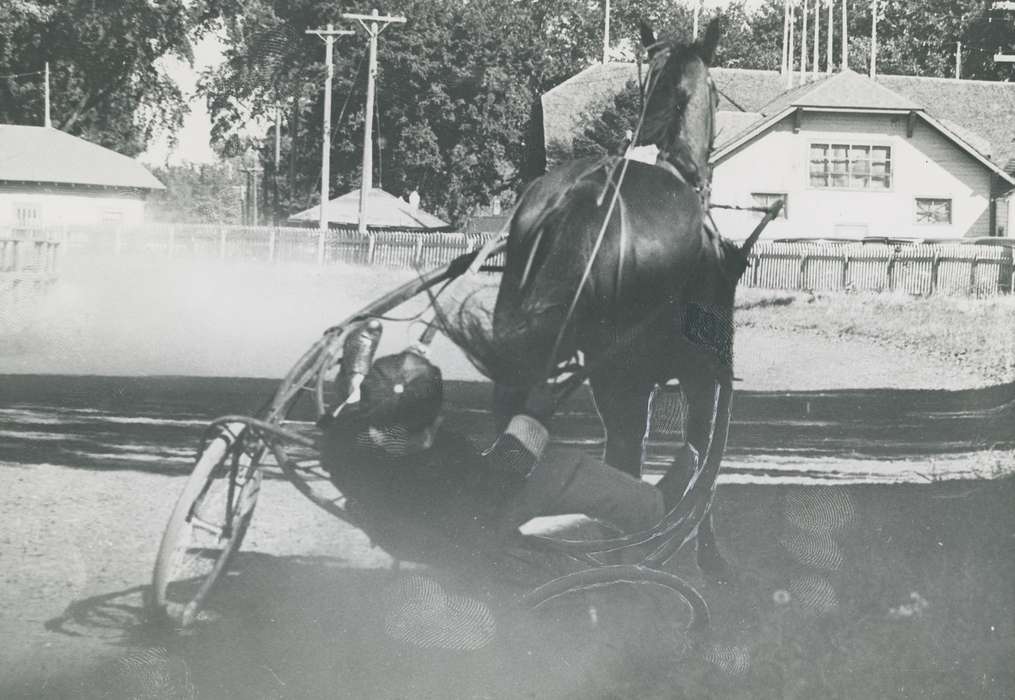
637 18 720 191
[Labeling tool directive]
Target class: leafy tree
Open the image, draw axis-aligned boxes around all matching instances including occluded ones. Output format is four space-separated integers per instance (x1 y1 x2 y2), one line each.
0 0 205 156
147 161 246 224
201 0 700 225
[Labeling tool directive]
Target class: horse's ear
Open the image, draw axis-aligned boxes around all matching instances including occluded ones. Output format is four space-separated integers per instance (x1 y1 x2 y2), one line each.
699 17 720 64
639 21 657 51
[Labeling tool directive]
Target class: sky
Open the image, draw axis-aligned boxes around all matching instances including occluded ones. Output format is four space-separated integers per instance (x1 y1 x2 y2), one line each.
139 0 769 167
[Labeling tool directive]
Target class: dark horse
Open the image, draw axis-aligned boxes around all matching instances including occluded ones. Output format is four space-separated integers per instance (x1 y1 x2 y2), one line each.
489 20 764 578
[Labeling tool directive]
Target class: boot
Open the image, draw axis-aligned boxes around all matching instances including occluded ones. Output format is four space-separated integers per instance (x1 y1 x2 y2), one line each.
657 443 699 510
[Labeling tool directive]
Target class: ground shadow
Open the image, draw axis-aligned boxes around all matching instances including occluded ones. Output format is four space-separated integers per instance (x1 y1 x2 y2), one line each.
3 377 1013 473
17 477 1015 699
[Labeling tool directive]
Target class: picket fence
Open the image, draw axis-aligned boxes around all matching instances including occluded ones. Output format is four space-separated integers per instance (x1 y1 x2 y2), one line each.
8 224 1014 296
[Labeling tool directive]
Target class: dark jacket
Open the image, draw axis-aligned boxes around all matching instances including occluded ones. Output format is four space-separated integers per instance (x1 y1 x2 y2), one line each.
321 415 549 563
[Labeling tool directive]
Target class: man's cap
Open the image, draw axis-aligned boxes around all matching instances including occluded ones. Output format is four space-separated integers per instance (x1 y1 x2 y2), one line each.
358 351 443 431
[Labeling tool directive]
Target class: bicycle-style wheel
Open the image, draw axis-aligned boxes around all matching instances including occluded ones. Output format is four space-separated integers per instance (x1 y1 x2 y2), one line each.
148 422 262 627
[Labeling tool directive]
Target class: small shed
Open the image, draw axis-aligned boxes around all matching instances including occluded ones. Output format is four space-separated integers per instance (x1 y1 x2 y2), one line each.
289 188 449 230
0 125 164 230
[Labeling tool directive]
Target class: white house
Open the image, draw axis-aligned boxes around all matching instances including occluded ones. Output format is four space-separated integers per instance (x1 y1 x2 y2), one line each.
0 125 164 230
542 65 1015 241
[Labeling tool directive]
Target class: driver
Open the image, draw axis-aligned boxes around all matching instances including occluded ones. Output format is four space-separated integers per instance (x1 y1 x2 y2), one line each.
320 347 692 554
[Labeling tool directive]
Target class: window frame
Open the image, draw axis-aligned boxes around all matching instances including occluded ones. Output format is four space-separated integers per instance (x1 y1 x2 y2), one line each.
808 141 893 192
913 197 952 226
13 202 40 226
750 192 789 219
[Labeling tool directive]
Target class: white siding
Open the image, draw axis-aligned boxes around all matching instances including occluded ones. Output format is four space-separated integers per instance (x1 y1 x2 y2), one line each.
0 186 146 228
711 111 994 240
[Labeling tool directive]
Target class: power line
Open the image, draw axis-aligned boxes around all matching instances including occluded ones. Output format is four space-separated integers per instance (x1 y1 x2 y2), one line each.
0 70 44 80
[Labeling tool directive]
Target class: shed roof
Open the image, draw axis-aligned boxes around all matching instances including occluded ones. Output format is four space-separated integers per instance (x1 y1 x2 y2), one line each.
0 125 164 190
290 188 449 229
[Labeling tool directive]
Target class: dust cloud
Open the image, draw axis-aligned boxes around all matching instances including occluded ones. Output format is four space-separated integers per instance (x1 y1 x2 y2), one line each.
0 253 484 380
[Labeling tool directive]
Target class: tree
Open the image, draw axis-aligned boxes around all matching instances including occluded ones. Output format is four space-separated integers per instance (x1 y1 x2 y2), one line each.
0 0 204 156
147 161 245 224
201 0 683 225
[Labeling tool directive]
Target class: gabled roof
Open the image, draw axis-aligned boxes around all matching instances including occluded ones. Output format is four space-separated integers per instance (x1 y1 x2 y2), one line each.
878 74 1015 168
290 188 449 230
758 69 920 115
0 125 164 190
542 63 786 155
542 64 1015 177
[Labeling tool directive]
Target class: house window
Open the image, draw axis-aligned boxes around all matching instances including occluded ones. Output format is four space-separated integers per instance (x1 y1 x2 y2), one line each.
809 143 891 190
101 210 125 225
915 198 952 224
751 192 788 218
14 204 39 226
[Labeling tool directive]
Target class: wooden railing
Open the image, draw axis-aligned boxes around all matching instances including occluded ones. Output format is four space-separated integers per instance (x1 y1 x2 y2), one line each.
7 224 1013 296
0 237 60 286
738 240 1013 297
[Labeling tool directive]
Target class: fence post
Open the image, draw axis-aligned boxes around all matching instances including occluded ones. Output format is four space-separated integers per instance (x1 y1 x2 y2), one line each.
930 251 940 295
317 228 326 266
413 234 424 266
840 254 849 291
968 253 979 296
886 250 897 292
268 228 277 263
798 254 809 290
367 233 376 265
751 253 761 287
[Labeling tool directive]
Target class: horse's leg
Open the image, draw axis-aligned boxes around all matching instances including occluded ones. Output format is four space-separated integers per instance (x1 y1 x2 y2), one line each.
589 370 656 479
492 383 527 432
679 371 732 583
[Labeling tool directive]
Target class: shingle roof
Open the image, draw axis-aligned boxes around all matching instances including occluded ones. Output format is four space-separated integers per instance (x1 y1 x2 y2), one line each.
715 111 764 150
289 188 449 229
542 64 1015 174
0 125 164 190
758 69 920 115
878 74 1015 167
542 63 786 155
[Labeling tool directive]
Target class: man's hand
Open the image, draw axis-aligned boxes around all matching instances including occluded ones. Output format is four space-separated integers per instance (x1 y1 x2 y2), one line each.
522 382 558 425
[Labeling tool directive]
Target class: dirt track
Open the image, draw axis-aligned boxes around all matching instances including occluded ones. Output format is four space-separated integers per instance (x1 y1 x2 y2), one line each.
2 320 1013 698
1 257 1013 698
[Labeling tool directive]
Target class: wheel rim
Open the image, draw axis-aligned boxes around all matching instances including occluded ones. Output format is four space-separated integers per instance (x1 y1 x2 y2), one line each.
151 425 261 626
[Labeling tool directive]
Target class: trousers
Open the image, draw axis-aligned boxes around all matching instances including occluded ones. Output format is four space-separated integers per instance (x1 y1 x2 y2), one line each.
499 446 665 535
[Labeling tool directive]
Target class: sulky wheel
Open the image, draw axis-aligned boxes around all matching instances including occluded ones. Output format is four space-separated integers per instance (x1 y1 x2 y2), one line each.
148 422 262 628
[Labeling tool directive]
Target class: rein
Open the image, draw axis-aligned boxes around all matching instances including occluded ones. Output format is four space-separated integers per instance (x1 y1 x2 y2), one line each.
541 49 716 380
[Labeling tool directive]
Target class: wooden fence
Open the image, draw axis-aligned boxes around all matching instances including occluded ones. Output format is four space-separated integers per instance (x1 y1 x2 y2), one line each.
739 240 1013 297
0 237 60 290
8 224 1013 296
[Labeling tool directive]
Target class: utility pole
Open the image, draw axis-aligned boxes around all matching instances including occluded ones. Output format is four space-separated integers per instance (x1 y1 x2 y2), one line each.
842 0 849 70
306 24 354 231
870 0 878 78
343 9 405 236
787 1 796 88
240 162 263 226
955 41 962 79
44 62 52 127
813 0 820 75
782 0 790 75
802 0 808 82
604 0 611 62
692 0 704 39
273 104 282 225
827 0 834 73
